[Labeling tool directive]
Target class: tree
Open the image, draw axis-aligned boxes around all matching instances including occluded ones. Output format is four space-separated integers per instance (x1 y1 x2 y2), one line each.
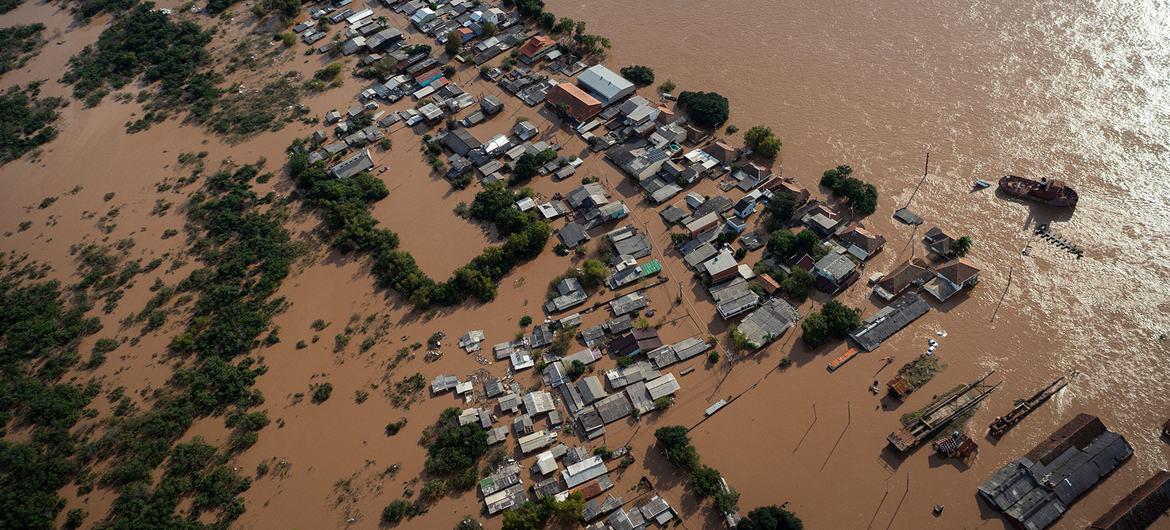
502 500 551 530
444 31 461 56
820 300 861 339
763 193 796 231
382 500 411 524
579 259 606 289
744 126 773 149
620 65 655 86
552 492 584 524
555 17 575 34
714 488 741 515
820 165 853 189
509 149 556 185
767 230 797 258
677 91 730 128
739 505 804 530
654 426 699 471
794 230 822 257
757 135 782 159
691 465 723 499
567 360 586 381
820 164 878 215
782 268 814 302
801 311 829 347
659 79 676 93
951 236 973 257
538 12 555 29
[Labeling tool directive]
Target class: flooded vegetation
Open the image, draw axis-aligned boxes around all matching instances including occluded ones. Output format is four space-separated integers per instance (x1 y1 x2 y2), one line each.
0 0 1167 528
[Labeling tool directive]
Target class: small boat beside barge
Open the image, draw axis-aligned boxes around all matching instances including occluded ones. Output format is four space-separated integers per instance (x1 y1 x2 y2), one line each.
987 374 1071 438
998 175 1079 207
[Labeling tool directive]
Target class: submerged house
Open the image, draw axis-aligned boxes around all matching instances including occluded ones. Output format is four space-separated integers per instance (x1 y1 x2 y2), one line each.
546 83 603 123
576 65 635 105
329 149 374 179
849 294 930 352
609 328 662 357
923 258 981 302
736 298 800 350
872 259 933 302
979 414 1133 530
812 252 859 293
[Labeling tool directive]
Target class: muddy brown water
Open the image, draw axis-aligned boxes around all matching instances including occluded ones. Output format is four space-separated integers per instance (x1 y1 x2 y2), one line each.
1 0 1168 528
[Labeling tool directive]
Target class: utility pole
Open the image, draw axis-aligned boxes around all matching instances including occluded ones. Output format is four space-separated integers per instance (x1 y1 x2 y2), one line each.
904 152 930 209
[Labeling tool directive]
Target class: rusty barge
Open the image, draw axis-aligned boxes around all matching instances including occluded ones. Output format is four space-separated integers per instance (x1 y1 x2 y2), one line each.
887 371 1000 452
998 175 1079 207
988 374 1070 438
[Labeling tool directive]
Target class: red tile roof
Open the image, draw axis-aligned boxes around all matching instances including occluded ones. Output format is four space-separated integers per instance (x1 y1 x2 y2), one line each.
546 83 602 122
519 35 556 58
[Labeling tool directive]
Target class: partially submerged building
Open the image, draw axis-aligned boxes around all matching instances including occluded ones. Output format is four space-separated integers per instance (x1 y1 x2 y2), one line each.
735 298 800 350
979 414 1133 530
1088 470 1170 530
849 294 930 352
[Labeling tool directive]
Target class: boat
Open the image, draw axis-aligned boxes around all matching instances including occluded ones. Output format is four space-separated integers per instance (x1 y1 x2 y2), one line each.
997 175 1078 207
987 374 1071 438
972 179 992 190
887 371 1000 452
827 348 860 372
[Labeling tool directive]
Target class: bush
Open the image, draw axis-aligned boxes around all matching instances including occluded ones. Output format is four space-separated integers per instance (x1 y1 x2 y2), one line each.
620 65 654 86
659 80 676 93
63 4 219 126
311 382 333 403
519 315 532 327
93 338 119 354
385 419 407 435
0 24 45 74
677 91 729 128
0 83 64 164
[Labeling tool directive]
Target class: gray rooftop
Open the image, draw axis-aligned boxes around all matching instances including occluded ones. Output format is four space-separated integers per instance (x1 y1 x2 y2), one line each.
849 294 930 352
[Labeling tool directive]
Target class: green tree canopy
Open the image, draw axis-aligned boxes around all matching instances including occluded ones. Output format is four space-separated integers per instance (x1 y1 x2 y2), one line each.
620 65 655 86
739 505 804 530
677 91 730 128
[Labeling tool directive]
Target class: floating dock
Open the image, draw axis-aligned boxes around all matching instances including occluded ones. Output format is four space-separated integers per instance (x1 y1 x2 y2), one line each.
888 371 1000 452
1035 224 1084 258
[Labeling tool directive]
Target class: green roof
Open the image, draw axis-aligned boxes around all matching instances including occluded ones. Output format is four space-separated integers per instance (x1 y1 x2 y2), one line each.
640 259 662 277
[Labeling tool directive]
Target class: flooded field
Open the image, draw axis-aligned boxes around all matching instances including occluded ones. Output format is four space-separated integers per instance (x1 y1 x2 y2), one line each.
1 0 1168 528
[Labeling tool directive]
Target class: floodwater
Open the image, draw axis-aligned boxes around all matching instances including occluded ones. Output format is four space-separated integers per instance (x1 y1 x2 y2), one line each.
1 0 1168 528
540 0 1170 527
